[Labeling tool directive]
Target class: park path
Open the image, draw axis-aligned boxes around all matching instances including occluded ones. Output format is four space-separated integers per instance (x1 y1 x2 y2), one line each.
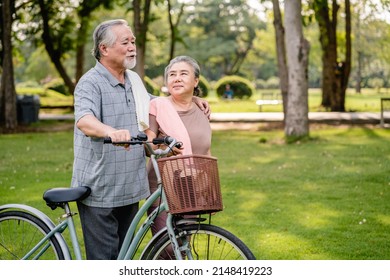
40 111 389 130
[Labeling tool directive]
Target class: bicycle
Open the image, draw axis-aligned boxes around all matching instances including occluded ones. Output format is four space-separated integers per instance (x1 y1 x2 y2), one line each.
0 133 255 260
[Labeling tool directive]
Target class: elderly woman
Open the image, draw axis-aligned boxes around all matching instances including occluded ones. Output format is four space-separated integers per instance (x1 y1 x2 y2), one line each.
145 55 212 236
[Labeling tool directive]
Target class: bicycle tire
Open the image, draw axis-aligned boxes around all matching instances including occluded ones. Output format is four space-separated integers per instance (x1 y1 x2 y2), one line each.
142 224 255 260
0 211 65 260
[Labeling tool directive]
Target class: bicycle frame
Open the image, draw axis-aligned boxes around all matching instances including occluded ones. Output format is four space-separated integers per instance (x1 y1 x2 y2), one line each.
0 136 192 260
1 134 255 260
0 185 178 260
118 184 167 259
118 151 185 260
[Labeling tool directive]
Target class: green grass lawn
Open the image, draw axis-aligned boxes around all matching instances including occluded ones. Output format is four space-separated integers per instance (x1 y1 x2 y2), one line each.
1 123 389 259
211 126 390 259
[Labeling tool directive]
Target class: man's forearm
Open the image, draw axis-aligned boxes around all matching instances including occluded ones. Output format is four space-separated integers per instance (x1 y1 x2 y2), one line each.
76 114 116 138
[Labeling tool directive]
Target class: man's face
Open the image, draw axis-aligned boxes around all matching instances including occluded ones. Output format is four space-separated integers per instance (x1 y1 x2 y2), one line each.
103 25 137 70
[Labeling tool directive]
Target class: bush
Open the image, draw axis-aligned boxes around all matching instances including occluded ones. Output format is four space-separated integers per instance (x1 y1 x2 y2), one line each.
44 78 69 95
265 77 280 89
367 78 385 93
198 75 211 97
16 81 40 88
144 76 161 96
214 75 255 99
254 79 267 89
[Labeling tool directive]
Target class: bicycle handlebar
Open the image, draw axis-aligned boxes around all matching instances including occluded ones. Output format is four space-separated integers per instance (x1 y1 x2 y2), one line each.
103 132 182 156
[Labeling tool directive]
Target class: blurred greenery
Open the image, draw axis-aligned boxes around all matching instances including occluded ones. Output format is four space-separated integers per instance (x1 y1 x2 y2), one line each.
16 86 389 114
208 88 388 113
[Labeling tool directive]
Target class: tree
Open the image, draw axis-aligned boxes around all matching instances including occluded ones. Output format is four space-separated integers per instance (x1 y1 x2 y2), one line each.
166 0 186 61
38 0 115 94
16 0 115 95
284 0 310 139
132 0 153 80
75 1 114 83
185 0 262 77
0 0 17 130
352 0 390 92
271 0 288 118
37 0 75 94
310 0 351 111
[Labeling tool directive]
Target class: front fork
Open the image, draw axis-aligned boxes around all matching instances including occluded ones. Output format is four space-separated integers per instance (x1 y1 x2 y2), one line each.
166 214 208 260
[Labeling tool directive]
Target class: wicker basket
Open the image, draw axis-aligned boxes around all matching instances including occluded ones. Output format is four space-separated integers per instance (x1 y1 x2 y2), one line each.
157 154 223 215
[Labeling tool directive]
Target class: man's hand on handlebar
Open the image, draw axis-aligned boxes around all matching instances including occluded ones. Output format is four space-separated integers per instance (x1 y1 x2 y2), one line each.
106 130 131 150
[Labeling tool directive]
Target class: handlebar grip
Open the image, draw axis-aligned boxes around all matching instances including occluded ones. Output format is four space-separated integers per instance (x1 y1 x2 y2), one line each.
152 138 165 145
152 137 182 148
103 133 146 145
152 136 173 145
137 133 148 141
175 142 182 149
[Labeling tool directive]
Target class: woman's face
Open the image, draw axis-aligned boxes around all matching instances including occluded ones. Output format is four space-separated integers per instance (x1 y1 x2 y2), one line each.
166 61 199 97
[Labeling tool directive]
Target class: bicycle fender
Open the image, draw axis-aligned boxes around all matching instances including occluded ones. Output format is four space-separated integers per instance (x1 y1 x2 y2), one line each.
0 203 72 259
0 204 56 227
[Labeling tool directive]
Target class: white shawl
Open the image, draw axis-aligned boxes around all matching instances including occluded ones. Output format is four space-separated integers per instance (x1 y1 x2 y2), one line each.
126 70 150 131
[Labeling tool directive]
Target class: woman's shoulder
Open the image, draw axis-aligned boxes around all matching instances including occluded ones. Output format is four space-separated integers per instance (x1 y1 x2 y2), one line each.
150 96 169 105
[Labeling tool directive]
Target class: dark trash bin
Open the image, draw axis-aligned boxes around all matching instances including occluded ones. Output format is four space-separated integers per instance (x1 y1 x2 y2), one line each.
16 94 40 124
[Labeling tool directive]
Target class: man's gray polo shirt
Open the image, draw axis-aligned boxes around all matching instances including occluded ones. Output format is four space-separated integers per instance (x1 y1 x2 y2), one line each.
71 62 150 208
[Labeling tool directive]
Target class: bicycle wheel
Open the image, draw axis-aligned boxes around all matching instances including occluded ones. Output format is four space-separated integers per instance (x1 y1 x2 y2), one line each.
0 211 65 260
142 224 255 260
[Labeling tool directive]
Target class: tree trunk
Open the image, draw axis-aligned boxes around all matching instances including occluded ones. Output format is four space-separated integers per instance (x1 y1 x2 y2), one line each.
38 0 75 95
284 0 310 139
75 18 89 84
167 0 185 61
0 0 17 130
167 0 175 61
340 0 351 109
271 0 288 120
74 18 89 109
75 0 112 84
313 0 350 112
355 7 361 94
133 0 152 80
355 51 362 94
314 0 338 110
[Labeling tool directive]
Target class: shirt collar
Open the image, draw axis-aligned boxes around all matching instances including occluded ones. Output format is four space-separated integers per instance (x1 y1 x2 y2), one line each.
94 61 124 87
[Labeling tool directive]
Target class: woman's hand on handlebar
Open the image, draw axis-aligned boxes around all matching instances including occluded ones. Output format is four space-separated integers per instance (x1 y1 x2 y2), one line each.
145 129 182 157
168 144 183 157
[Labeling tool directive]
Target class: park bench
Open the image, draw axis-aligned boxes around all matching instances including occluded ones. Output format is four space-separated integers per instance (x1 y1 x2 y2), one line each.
256 92 283 111
380 97 390 127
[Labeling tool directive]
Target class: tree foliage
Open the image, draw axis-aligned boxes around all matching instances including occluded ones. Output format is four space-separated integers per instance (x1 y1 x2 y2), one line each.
13 0 114 95
1 0 390 130
182 0 265 78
